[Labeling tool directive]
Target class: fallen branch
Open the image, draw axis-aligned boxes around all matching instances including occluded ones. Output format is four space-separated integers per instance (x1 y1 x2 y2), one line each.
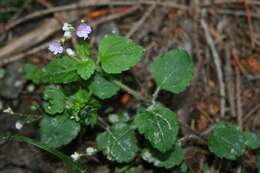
0 6 139 66
4 0 188 32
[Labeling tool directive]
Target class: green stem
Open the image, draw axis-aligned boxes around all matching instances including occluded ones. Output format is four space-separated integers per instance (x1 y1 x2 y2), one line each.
110 78 151 103
152 86 161 104
95 64 151 103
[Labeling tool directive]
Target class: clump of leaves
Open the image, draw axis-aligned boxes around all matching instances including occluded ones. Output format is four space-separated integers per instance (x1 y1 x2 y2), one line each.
22 21 260 172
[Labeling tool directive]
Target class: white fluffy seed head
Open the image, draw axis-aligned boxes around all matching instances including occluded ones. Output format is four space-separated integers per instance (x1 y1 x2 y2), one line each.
66 48 75 56
86 147 97 156
70 152 81 161
62 22 70 31
15 121 23 130
64 31 72 39
3 107 14 114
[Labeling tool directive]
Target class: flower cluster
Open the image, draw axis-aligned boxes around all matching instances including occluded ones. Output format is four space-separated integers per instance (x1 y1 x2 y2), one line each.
48 21 92 55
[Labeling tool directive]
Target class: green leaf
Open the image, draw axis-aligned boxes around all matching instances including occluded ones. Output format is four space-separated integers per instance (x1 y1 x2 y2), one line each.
141 141 184 169
135 104 179 152
24 63 41 83
244 132 260 150
257 156 260 173
77 59 96 80
40 113 80 148
41 55 80 84
30 101 40 111
125 167 142 173
0 68 5 79
150 49 194 94
84 112 97 128
68 89 90 115
10 135 87 173
208 122 246 160
79 98 100 127
108 113 130 124
202 164 210 173
99 35 144 74
76 41 91 61
43 86 66 115
180 163 188 172
89 74 119 99
96 123 138 163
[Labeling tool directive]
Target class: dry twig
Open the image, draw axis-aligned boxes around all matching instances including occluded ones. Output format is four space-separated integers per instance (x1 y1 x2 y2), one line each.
200 17 226 117
225 46 236 118
3 0 188 33
126 3 157 38
235 67 243 129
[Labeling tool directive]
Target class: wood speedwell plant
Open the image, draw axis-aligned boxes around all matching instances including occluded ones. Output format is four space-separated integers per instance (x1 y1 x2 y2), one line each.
9 21 260 173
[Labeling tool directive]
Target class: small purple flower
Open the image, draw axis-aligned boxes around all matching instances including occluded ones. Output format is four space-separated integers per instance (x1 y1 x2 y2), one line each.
48 40 63 55
76 23 92 40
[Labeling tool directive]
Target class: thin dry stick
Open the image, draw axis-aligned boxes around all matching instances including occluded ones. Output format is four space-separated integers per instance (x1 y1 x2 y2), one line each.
36 0 65 23
235 67 243 129
10 0 31 21
200 18 226 117
244 0 255 47
200 0 244 7
225 46 236 117
243 103 260 123
126 3 156 38
0 43 49 66
210 9 260 20
4 0 188 32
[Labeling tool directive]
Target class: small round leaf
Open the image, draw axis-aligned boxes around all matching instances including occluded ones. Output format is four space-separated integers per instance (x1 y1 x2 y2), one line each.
208 122 246 160
43 85 66 115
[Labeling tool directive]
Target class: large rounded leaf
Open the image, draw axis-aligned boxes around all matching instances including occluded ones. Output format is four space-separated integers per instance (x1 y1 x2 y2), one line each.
40 113 80 148
150 49 193 94
208 122 246 160
96 123 138 163
98 35 144 74
134 104 179 152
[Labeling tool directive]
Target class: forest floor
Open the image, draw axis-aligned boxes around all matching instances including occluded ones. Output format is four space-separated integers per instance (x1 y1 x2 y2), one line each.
0 0 260 173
